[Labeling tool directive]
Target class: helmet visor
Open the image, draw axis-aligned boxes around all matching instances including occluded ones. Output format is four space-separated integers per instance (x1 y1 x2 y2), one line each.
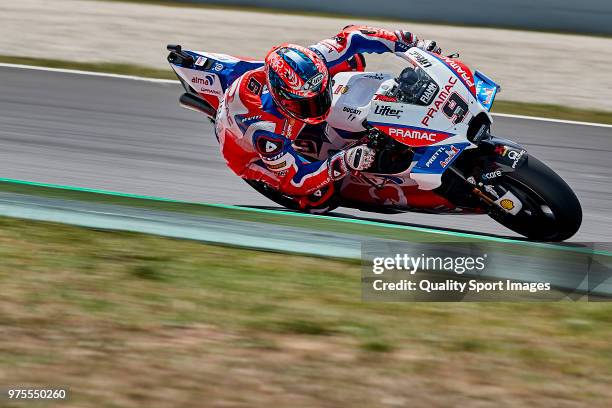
279 82 332 121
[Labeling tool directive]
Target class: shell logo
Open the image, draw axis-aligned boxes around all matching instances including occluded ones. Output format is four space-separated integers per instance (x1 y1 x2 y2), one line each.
500 199 515 210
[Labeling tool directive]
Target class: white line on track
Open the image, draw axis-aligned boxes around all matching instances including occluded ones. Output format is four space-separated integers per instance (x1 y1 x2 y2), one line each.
492 112 612 129
0 62 179 84
2 62 612 129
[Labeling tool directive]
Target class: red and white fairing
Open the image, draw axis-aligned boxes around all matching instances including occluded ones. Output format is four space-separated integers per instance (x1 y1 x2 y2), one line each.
327 47 495 194
368 47 490 149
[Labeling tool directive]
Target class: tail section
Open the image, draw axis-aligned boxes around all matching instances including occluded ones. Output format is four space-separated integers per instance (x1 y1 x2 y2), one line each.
167 44 264 118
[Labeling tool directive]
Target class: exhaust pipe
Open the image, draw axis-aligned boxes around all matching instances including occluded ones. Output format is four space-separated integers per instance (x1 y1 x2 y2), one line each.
179 93 217 120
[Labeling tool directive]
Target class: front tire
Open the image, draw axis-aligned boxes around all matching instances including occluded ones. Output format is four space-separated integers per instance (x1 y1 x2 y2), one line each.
490 156 582 241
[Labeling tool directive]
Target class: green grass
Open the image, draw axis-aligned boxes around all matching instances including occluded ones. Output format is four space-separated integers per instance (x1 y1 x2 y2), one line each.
1 216 612 407
3 53 611 125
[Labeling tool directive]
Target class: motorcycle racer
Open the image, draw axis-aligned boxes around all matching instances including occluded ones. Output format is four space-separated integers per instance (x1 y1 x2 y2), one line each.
216 25 441 211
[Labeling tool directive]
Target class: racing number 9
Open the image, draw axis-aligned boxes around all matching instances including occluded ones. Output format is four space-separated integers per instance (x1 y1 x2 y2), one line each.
443 93 468 124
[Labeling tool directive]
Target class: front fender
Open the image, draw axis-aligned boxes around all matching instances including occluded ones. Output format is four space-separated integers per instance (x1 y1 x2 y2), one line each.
476 135 528 172
431 135 528 210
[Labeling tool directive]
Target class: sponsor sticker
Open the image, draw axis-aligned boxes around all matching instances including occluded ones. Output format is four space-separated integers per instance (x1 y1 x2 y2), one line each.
191 74 223 96
266 161 288 171
373 105 403 118
192 75 215 86
388 127 437 143
421 76 457 126
500 198 514 210
342 106 362 115
374 94 398 102
408 49 433 68
419 82 439 105
438 55 476 95
482 170 502 180
425 147 445 168
377 125 452 148
334 85 350 95
302 73 324 91
495 191 523 215
256 136 283 155
495 146 526 169
247 77 262 95
439 145 460 168
364 73 385 80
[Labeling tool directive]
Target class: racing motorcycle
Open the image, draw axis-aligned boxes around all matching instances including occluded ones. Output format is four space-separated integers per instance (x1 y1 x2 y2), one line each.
166 44 582 241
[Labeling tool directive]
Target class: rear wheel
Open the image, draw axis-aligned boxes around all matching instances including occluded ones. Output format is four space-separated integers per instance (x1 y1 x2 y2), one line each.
489 156 582 241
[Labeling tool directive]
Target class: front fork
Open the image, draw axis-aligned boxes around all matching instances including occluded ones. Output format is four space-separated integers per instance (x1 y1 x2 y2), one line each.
362 126 529 216
437 135 529 215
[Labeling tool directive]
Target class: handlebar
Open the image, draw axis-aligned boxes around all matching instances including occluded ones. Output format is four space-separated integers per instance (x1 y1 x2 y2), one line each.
166 44 194 66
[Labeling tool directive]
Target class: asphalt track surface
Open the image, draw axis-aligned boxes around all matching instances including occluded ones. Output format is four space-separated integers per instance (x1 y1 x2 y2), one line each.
0 65 611 242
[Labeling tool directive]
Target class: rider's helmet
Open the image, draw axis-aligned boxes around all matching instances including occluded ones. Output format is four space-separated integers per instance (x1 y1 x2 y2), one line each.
264 44 332 124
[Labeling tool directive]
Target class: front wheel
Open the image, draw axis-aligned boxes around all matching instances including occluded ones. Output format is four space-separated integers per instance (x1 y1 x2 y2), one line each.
489 156 582 241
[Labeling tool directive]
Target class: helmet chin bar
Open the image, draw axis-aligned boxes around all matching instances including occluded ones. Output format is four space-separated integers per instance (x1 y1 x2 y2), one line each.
276 98 331 125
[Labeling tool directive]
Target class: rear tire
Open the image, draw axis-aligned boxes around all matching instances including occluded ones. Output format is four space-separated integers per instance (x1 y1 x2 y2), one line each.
490 156 582 241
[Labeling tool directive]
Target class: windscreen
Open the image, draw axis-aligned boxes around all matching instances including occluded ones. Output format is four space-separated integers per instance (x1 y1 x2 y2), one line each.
395 67 440 107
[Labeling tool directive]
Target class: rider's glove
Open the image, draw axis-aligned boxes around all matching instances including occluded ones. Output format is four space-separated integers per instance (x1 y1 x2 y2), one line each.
395 30 417 47
345 145 376 171
416 39 442 54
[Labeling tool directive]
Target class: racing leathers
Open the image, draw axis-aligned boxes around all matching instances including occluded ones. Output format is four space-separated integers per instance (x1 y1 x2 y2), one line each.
216 25 432 210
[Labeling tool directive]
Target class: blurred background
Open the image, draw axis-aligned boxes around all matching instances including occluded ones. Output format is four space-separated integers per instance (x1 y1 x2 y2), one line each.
1 1 612 407
2 0 612 109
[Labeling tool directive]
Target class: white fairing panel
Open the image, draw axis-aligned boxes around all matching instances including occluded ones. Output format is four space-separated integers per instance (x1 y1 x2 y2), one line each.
173 66 225 99
367 49 485 139
326 72 392 132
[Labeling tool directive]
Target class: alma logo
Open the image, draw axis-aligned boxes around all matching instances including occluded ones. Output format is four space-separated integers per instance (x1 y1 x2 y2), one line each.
192 75 215 86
